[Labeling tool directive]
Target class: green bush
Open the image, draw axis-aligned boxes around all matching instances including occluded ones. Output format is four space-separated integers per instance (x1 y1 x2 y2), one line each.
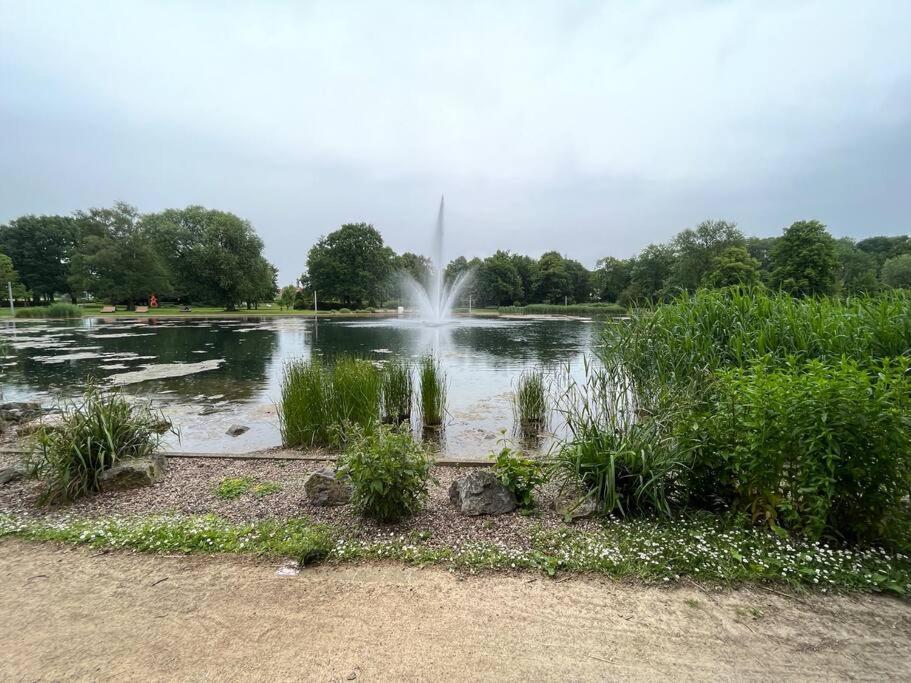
680 359 911 541
25 386 169 504
338 425 433 522
491 445 545 508
337 307 353 314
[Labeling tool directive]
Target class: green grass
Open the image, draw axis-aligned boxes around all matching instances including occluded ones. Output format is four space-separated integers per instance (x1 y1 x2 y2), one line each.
419 355 447 427
14 303 83 319
278 356 381 448
512 369 548 433
2 512 908 593
381 358 413 423
499 303 625 317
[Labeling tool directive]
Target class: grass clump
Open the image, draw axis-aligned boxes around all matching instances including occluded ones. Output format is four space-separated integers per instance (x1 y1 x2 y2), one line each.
252 481 282 498
512 368 548 434
215 477 253 499
24 386 169 504
381 358 413 423
338 425 433 522
14 303 83 319
419 354 446 428
278 356 381 448
491 444 545 508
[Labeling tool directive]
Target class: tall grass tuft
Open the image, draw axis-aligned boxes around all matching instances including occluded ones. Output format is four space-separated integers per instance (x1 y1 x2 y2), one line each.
381 358 413 423
14 303 83 319
24 386 169 504
419 354 447 428
513 368 548 433
279 356 381 448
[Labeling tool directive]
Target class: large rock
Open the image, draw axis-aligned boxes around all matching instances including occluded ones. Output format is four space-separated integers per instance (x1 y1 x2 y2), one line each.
17 413 64 437
100 453 166 492
304 467 351 506
552 483 598 521
449 469 516 516
0 466 25 486
0 402 43 425
226 424 249 437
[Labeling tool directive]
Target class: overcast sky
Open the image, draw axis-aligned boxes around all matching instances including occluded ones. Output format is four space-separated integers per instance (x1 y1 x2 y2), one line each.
2 1 910 282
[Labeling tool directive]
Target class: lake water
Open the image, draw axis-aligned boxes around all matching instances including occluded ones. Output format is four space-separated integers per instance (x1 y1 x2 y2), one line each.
0 316 599 460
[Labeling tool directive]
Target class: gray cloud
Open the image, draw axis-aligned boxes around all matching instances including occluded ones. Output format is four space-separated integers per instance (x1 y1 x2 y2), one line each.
2 0 910 281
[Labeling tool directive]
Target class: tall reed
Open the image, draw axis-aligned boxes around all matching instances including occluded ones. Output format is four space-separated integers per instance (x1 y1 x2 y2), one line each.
330 356 381 434
419 354 447 428
381 358 413 423
513 368 548 433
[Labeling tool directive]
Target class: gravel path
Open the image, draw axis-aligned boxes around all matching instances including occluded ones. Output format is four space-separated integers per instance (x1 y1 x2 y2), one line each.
0 455 599 549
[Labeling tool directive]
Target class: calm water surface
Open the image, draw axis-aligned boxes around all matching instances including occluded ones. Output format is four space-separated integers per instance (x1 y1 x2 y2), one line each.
0 316 598 460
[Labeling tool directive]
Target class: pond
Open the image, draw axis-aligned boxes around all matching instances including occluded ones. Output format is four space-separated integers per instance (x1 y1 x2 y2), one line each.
0 315 599 460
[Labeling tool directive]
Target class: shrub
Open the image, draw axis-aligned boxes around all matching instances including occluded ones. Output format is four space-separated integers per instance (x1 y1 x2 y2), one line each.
338 425 433 522
279 356 380 448
513 369 547 433
337 307 352 314
381 358 413 423
25 386 169 504
491 445 545 508
419 354 446 427
679 359 911 541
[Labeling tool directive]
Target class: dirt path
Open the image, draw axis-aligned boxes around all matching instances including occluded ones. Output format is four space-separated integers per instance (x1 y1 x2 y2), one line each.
1 541 909 681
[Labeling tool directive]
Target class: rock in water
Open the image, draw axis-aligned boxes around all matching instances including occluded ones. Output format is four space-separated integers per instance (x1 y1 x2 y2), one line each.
304 467 351 506
100 454 166 491
552 483 598 521
449 470 516 516
226 424 249 437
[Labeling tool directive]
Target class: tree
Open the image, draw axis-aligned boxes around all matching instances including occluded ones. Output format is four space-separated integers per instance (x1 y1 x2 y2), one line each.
745 236 779 280
769 220 838 297
0 252 29 301
476 251 522 306
143 206 275 309
534 251 572 303
701 246 761 288
835 238 879 294
882 254 911 289
508 253 539 305
628 243 674 302
397 252 432 284
856 236 911 274
669 219 744 291
278 284 298 310
594 257 632 303
565 258 592 303
0 214 79 303
306 223 394 306
68 203 171 307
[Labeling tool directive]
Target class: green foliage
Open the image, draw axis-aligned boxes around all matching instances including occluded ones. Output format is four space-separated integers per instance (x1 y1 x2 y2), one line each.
512 369 547 432
419 355 446 427
306 223 394 306
24 386 169 504
769 220 838 296
215 477 253 499
670 219 745 291
381 358 413 423
14 303 83 319
882 254 911 289
0 214 79 302
498 303 624 316
279 356 381 448
553 361 685 517
337 307 353 314
338 425 433 522
277 284 298 310
491 445 545 508
835 238 879 294
701 245 761 288
679 360 911 542
0 252 29 301
252 481 282 498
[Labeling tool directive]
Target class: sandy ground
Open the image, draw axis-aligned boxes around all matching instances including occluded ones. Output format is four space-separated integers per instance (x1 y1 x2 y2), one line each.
1 541 909 681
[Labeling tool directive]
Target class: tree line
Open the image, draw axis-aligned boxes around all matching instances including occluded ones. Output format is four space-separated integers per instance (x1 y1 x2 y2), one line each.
3 205 911 311
0 203 276 309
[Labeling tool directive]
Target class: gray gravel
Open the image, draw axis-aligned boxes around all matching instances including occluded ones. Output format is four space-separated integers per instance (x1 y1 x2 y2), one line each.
0 456 599 550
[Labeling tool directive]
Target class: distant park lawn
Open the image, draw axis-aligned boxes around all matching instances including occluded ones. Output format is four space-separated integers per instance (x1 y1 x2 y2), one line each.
0 305 504 318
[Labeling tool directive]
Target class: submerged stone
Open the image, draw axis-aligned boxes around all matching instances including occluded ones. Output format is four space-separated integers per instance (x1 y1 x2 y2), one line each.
449 470 516 516
304 467 351 506
226 424 249 437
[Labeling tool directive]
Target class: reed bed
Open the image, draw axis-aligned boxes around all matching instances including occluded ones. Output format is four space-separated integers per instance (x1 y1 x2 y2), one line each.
512 368 548 434
419 355 447 428
381 358 413 423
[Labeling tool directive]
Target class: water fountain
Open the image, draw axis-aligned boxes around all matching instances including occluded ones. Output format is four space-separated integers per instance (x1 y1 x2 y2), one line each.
401 195 472 324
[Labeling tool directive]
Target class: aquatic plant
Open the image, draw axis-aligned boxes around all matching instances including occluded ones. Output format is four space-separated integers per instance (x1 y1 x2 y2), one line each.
381 358 413 423
330 356 381 437
512 368 548 433
418 354 447 427
25 385 169 504
338 425 433 522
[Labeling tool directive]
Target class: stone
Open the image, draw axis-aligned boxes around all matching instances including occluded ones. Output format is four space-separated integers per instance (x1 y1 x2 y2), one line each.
17 413 64 437
0 401 43 424
0 466 25 486
448 469 516 516
99 453 166 491
226 424 249 437
304 467 351 506
552 483 598 521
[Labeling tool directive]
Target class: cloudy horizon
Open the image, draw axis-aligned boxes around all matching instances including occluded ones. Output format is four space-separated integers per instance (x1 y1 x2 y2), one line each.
2 0 910 281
